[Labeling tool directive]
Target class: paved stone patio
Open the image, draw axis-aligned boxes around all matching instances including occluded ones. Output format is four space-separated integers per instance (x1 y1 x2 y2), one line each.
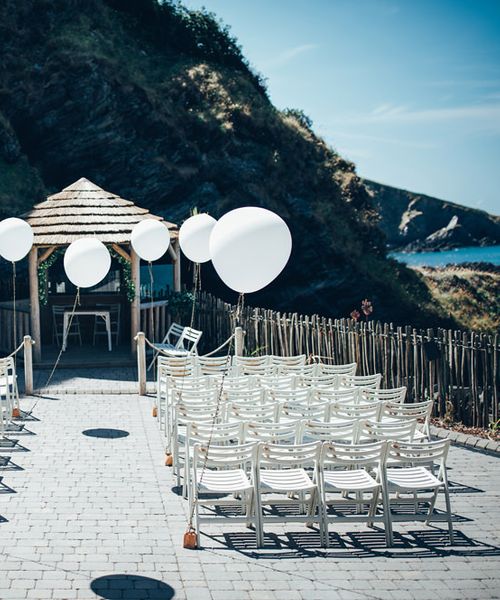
0 391 499 600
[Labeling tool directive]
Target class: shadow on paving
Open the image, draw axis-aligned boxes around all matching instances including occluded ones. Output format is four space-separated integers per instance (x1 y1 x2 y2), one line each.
202 528 500 560
82 428 130 439
90 575 175 600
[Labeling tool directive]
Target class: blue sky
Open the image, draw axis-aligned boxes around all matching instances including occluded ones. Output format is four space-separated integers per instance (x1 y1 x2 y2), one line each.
183 0 500 215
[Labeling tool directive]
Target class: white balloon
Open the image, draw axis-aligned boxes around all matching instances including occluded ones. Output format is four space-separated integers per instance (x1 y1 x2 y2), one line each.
64 239 111 288
179 213 217 263
0 218 34 262
209 207 292 294
131 219 170 262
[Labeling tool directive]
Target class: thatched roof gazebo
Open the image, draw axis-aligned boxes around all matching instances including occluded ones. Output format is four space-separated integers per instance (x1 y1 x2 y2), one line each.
23 177 180 361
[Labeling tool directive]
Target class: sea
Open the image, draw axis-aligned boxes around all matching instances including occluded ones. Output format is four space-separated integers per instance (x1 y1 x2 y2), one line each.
390 245 500 267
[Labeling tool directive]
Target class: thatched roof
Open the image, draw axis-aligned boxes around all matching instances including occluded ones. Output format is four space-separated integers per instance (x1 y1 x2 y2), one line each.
23 177 177 246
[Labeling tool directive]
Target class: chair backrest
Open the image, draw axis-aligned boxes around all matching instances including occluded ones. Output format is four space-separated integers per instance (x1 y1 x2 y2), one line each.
280 400 328 422
329 400 381 421
321 440 387 469
339 373 382 389
222 374 259 391
360 386 407 404
270 387 316 404
176 327 202 353
158 355 197 378
315 362 357 377
193 442 257 470
228 400 279 423
196 355 231 376
269 354 307 367
358 418 417 443
164 322 184 345
381 399 433 421
239 364 278 377
301 373 338 389
175 387 222 404
278 363 317 376
186 421 245 446
233 355 270 367
257 374 299 390
245 421 300 444
299 419 358 444
316 387 359 404
256 440 321 468
225 387 267 405
386 439 450 468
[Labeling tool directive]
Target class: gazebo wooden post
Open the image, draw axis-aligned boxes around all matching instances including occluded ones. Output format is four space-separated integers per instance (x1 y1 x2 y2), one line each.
28 247 42 362
173 238 181 292
130 248 141 352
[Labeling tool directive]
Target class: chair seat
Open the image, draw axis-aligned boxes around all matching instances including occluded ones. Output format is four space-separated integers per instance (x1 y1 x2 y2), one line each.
197 469 252 494
323 469 379 492
259 468 315 493
386 466 443 490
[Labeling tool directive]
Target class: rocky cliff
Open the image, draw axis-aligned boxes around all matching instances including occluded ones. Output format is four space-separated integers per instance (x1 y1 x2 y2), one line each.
0 0 452 326
365 179 500 251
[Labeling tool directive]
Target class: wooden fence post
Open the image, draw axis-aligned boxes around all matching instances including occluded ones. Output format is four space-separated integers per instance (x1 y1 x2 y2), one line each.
136 332 147 396
235 326 244 357
23 335 34 396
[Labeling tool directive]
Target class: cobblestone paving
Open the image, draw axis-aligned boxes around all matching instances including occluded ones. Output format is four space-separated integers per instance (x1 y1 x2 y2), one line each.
0 392 499 600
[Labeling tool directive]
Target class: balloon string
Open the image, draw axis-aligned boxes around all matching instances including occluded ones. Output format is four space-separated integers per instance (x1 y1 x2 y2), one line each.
148 261 156 384
12 261 16 369
44 288 80 389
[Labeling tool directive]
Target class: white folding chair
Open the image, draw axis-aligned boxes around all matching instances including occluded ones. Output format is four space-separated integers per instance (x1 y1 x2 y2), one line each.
384 440 453 544
224 387 267 406
189 442 257 547
319 441 391 547
380 399 434 441
182 420 246 497
148 322 185 369
253 441 324 547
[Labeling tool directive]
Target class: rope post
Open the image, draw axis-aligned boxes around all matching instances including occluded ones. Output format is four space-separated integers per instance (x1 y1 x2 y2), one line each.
136 331 147 396
23 335 34 396
234 326 244 357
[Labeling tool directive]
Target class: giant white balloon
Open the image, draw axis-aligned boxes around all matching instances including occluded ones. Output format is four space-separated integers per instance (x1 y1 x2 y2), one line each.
179 213 216 263
0 218 34 262
209 207 292 294
131 219 170 262
64 239 111 288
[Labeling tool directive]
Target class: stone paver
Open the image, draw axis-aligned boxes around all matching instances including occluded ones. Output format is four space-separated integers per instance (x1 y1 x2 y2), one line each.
0 391 499 600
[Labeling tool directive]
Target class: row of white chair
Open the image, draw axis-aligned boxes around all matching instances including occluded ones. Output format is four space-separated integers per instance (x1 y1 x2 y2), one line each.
188 438 453 548
176 417 422 495
157 354 358 378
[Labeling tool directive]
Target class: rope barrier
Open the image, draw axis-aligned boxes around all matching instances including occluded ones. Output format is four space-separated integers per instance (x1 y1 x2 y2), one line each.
43 288 81 389
7 341 25 359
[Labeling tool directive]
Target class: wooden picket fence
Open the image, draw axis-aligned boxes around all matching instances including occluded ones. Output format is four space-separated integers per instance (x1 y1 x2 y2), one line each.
185 291 499 429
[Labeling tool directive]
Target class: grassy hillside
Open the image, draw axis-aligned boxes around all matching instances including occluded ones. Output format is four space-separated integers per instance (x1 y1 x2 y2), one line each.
416 263 499 333
0 0 452 327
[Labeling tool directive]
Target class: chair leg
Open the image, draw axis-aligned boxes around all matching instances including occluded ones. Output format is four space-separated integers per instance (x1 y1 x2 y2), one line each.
443 485 454 544
381 480 393 547
254 489 264 548
424 488 439 526
367 488 380 527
